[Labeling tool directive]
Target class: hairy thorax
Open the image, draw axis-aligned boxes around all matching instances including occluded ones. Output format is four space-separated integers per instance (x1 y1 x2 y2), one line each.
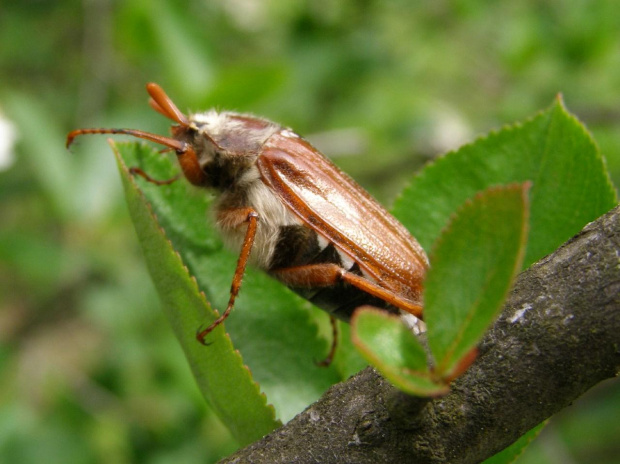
213 164 301 270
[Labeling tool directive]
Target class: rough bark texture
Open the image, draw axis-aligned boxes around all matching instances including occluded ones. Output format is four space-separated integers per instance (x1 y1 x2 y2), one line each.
221 206 620 464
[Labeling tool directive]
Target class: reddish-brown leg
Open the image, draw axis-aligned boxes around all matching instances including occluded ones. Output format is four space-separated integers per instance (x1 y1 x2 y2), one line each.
316 316 338 367
271 263 423 318
196 208 259 345
129 167 180 185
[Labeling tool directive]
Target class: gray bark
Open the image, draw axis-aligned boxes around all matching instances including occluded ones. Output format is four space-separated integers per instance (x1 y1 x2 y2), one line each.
221 205 620 464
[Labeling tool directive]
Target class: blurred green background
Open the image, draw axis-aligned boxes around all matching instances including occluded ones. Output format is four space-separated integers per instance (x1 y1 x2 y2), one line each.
1 1 618 463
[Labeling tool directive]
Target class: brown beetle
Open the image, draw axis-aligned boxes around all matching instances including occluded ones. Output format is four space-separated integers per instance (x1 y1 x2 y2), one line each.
67 83 428 363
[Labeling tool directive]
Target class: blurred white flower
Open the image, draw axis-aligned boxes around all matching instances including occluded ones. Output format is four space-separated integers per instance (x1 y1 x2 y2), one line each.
428 106 471 154
0 112 19 170
218 0 266 31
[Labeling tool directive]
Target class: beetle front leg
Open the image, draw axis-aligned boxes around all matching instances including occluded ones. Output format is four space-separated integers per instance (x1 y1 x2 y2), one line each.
129 167 180 185
196 208 259 345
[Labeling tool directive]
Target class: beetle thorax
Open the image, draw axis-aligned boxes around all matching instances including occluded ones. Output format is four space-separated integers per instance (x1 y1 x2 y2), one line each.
212 164 301 269
182 110 281 191
186 111 300 269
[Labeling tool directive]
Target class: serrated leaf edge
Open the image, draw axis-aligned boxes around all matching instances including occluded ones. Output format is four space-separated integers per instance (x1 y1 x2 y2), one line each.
550 96 617 202
392 101 557 213
112 141 282 430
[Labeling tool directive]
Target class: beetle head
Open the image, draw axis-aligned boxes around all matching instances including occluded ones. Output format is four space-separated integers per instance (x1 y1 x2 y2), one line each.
67 83 279 189
148 83 281 190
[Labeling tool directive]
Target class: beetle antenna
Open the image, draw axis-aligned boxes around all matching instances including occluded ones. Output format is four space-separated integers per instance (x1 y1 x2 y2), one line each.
146 82 189 126
146 83 223 151
65 82 221 154
66 128 189 153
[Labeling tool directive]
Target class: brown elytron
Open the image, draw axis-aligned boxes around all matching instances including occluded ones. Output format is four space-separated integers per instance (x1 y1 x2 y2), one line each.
259 133 427 314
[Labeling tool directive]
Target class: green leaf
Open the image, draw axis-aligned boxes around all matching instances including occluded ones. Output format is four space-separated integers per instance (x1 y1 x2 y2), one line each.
482 422 547 464
351 308 449 396
113 142 280 445
331 321 370 379
426 184 530 379
116 142 342 425
393 97 617 269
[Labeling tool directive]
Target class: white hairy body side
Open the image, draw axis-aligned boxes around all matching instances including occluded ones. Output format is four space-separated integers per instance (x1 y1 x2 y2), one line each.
213 164 301 269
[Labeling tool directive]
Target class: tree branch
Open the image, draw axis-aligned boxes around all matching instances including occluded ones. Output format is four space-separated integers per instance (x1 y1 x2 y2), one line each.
221 205 620 464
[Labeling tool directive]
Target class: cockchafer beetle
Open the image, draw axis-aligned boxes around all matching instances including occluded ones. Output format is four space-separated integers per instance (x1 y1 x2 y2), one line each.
67 83 428 364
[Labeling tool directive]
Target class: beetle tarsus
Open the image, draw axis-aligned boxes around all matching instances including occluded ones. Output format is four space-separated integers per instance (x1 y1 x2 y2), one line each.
196 315 228 345
315 316 338 367
129 167 180 185
195 325 214 346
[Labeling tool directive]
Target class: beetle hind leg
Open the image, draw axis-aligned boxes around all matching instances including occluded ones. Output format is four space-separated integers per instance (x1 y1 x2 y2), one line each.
315 315 338 367
270 263 423 318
